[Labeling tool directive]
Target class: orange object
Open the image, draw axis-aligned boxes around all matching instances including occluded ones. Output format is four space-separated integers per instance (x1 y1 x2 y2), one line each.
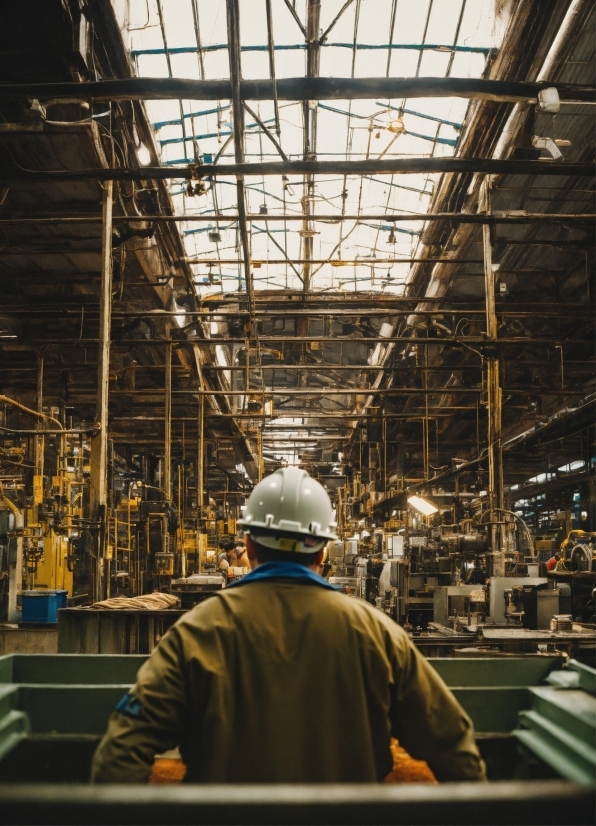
384 738 437 784
149 739 436 785
149 758 187 784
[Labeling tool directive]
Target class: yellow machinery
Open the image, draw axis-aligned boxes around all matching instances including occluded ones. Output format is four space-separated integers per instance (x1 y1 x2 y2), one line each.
24 432 86 595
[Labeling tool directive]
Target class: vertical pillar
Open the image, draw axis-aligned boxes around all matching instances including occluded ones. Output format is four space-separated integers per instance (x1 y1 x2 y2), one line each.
31 349 45 597
423 345 430 482
90 180 113 601
164 342 172 502
197 397 204 519
257 430 263 481
34 350 44 485
480 177 504 569
6 503 23 623
301 0 321 294
178 464 186 577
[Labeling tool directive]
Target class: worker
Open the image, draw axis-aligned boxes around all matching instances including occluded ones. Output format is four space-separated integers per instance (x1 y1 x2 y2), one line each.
217 539 249 570
91 467 486 784
234 539 250 568
216 539 235 569
546 552 561 572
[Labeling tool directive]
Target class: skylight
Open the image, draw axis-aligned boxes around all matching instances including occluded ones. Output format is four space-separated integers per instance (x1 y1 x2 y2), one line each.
118 0 503 296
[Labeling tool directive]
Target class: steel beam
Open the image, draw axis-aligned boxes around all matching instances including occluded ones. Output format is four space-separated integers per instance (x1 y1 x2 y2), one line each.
225 0 253 322
112 387 580 397
5 308 592 319
89 180 113 603
0 76 592 102
197 395 204 536
2 158 592 182
481 178 504 567
24 336 596 346
164 342 172 502
1 212 592 224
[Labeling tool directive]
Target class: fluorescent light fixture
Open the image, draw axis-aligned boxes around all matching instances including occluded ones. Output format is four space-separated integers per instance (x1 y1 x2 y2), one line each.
137 143 151 166
407 495 438 516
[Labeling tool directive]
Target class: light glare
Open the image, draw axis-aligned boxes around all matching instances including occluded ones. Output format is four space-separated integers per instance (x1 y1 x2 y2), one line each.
407 495 438 516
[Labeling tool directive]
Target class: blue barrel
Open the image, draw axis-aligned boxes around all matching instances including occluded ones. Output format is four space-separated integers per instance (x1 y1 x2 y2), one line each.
21 590 68 624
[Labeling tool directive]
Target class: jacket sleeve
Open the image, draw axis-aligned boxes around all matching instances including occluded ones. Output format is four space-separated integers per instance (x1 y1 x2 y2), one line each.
91 625 188 783
388 630 487 782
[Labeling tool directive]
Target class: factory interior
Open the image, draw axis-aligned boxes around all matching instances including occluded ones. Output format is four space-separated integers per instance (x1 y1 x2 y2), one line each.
0 0 594 823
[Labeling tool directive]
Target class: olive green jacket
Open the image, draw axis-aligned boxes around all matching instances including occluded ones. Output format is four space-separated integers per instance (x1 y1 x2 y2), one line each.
91 580 486 783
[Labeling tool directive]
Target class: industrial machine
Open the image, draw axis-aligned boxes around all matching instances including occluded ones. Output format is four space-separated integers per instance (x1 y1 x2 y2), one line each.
323 475 596 651
0 400 221 620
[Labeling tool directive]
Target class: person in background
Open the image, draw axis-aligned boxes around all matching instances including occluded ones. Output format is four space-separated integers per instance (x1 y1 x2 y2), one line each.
217 539 236 570
546 552 561 572
234 539 250 569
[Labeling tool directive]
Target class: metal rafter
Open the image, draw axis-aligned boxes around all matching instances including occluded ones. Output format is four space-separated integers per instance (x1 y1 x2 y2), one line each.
1 77 592 102
2 158 591 182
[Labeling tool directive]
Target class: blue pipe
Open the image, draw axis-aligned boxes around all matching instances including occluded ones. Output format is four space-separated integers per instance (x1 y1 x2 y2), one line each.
317 103 456 145
160 117 276 147
375 101 462 130
132 43 494 57
153 105 230 131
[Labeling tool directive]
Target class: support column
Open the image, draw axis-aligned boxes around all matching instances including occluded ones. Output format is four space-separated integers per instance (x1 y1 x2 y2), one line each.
34 350 44 484
164 342 172 502
90 180 113 602
480 177 504 571
6 502 23 624
301 0 321 293
197 395 204 572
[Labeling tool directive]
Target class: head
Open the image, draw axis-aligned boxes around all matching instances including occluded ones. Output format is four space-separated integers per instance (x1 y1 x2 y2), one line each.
221 540 235 558
245 529 326 571
237 467 337 571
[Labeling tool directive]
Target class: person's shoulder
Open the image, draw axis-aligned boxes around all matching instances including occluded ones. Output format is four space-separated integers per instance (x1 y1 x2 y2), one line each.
323 589 410 638
176 589 233 622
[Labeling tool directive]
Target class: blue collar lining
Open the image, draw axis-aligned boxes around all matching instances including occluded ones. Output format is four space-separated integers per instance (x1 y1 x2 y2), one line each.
225 560 338 590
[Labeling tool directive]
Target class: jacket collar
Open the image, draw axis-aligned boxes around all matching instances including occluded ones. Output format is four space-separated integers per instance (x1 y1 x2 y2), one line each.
225 560 338 590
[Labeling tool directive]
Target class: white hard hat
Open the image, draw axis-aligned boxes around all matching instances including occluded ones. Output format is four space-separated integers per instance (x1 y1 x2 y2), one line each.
237 466 338 553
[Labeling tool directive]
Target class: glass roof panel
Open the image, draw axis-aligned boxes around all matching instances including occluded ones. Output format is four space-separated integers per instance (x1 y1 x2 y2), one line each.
123 0 503 298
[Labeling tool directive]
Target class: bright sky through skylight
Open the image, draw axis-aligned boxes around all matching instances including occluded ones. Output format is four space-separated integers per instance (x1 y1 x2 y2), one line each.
116 0 503 299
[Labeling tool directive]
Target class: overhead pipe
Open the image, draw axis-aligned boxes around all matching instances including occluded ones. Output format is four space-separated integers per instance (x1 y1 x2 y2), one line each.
0 212 592 225
0 76 592 103
20 335 595 346
0 158 592 183
0 395 63 430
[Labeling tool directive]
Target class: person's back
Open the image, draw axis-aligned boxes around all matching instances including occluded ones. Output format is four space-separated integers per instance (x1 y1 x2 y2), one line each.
91 468 485 784
91 575 484 783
